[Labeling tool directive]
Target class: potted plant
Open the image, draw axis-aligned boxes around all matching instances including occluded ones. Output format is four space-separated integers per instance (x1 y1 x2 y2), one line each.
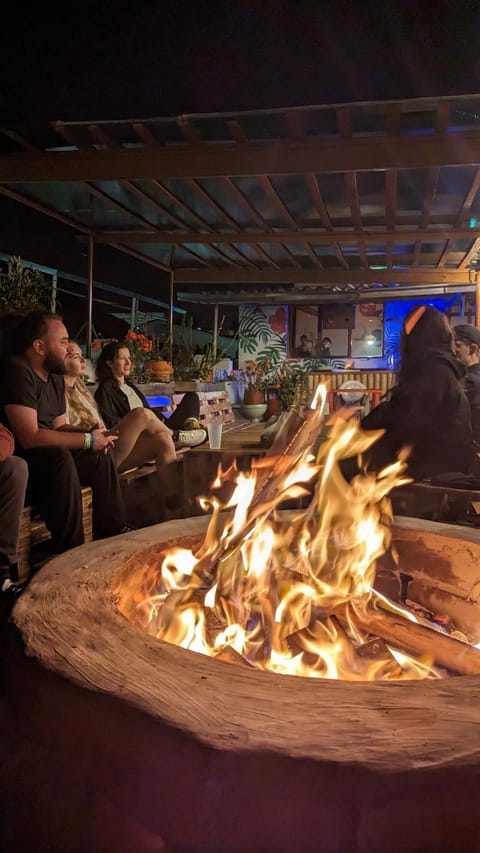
271 361 310 410
0 256 53 362
241 359 269 403
0 256 53 313
123 328 154 380
146 335 174 382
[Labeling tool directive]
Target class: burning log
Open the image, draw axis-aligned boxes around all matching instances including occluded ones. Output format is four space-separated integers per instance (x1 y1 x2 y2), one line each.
343 601 480 677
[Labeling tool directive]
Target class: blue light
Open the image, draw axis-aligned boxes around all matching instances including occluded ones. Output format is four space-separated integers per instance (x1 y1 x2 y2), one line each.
470 218 478 228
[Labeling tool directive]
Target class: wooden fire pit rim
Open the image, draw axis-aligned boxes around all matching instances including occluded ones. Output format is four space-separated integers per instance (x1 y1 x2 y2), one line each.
12 515 480 772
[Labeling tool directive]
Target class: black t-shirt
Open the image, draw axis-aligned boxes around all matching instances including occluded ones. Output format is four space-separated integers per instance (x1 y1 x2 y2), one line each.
0 357 65 432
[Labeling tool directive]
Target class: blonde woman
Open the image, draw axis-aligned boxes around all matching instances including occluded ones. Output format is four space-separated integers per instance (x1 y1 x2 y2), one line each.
64 344 190 506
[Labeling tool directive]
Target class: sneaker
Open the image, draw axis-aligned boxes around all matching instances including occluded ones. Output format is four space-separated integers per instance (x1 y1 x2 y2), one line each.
175 428 208 448
1 577 26 598
183 417 201 430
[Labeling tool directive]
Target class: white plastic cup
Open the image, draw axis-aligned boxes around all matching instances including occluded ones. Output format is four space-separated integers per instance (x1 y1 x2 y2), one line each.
207 421 223 449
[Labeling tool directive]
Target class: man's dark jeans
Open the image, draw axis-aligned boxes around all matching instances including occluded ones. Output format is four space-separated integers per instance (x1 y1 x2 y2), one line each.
22 446 126 552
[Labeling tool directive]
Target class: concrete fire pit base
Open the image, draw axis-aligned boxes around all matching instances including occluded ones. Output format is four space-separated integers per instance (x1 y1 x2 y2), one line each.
4 517 480 852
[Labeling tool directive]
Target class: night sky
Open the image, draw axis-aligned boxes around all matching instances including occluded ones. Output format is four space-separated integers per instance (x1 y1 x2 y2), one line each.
1 0 480 334
2 0 480 125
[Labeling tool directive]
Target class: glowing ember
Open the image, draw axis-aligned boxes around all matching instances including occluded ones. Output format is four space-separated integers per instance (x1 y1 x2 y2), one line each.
115 386 442 681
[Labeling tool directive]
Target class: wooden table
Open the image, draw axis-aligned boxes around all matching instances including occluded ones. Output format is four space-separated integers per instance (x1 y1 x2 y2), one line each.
182 421 267 515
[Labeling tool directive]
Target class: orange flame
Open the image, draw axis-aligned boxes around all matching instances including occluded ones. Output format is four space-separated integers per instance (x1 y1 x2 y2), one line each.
116 386 441 681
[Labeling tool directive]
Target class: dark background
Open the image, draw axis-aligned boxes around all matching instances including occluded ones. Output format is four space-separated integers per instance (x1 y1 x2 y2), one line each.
1 0 479 335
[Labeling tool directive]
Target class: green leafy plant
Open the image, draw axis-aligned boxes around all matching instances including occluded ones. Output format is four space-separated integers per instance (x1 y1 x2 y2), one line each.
0 256 53 313
174 315 236 381
270 361 310 409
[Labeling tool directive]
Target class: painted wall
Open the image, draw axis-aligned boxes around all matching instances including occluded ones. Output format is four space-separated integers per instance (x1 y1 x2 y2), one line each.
239 305 288 367
239 293 466 371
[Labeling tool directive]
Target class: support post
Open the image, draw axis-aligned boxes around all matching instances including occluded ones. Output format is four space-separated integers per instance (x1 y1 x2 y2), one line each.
87 235 94 359
213 303 219 359
131 296 138 329
50 272 58 313
476 273 480 328
169 269 174 364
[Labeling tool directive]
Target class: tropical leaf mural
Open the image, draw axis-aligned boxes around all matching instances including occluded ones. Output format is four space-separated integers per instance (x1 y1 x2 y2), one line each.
239 305 288 366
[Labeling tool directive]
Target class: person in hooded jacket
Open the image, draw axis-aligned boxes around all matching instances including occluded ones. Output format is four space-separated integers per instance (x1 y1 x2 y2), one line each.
360 305 476 481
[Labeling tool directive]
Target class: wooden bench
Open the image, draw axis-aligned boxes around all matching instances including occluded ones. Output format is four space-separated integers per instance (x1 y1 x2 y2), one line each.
392 481 480 527
18 486 93 581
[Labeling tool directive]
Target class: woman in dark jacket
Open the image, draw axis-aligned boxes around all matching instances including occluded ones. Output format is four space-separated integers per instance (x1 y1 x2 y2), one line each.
94 341 203 442
361 305 476 481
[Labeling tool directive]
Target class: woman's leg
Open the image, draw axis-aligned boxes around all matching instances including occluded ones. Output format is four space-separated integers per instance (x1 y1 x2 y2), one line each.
113 408 177 472
167 392 200 431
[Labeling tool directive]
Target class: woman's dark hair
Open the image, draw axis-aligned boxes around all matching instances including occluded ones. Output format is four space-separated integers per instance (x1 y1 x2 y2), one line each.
400 306 453 378
95 340 129 383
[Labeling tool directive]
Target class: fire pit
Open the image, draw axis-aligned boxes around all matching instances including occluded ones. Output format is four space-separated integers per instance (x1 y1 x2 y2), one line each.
5 400 480 851
5 518 480 852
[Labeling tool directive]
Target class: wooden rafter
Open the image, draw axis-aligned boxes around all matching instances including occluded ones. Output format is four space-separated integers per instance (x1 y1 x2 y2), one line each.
437 239 454 267
131 122 162 147
85 183 160 232
459 237 480 270
108 242 170 272
256 175 298 229
175 268 473 285
185 178 243 231
177 116 201 144
56 122 198 237
386 240 393 270
88 124 121 149
278 243 302 269
420 168 440 228
455 165 480 227
1 129 36 150
304 173 349 269
88 226 480 245
175 244 210 266
386 102 401 136
3 132 480 182
385 170 397 230
286 111 305 141
227 119 247 143
222 177 270 229
337 105 367 270
302 241 323 268
0 184 91 234
250 243 281 269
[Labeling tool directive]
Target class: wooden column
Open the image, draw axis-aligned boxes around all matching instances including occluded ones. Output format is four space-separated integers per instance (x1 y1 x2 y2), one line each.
86 234 94 358
476 271 480 327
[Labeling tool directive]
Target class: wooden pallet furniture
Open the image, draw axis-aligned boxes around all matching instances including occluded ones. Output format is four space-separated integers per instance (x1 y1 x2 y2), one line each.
17 486 93 581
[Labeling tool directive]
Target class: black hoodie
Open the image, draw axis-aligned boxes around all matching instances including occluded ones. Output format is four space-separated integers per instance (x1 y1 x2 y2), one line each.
361 351 475 480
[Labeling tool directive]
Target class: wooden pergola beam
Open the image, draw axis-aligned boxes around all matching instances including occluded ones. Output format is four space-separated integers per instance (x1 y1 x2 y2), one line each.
90 226 480 245
2 132 480 182
174 268 473 285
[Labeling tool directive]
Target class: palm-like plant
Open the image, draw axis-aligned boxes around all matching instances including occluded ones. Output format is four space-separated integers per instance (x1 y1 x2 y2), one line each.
0 256 52 313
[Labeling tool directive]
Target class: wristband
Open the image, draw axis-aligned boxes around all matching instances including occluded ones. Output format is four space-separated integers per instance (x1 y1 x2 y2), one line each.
83 432 94 450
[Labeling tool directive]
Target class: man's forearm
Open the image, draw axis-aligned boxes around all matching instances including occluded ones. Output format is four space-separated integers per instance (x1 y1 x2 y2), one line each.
19 428 88 450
